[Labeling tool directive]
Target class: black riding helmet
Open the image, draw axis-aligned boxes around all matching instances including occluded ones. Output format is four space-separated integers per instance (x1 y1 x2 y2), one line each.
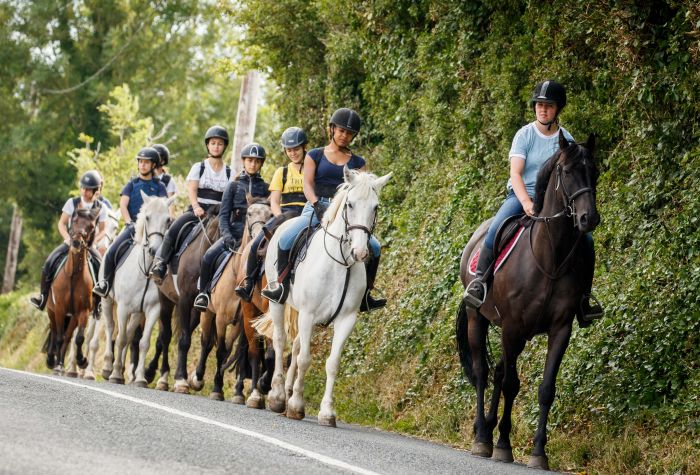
329 108 361 134
136 146 162 168
530 80 567 111
204 125 229 150
152 144 170 166
80 170 101 190
280 127 308 149
241 142 266 160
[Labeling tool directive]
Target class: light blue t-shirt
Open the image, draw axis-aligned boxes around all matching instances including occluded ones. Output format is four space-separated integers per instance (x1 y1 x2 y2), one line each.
507 122 574 196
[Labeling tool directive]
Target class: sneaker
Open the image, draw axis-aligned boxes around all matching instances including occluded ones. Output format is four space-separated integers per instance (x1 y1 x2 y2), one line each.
93 280 110 298
193 292 210 312
463 279 487 308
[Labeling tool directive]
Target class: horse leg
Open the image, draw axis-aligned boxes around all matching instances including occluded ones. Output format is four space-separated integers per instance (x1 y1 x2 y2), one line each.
129 324 143 382
212 312 234 402
46 310 57 369
65 331 78 377
285 336 300 400
155 296 174 390
109 306 130 384
173 302 199 394
57 315 77 375
244 305 264 409
75 322 88 370
134 306 160 388
84 315 101 380
485 357 505 436
259 340 275 394
123 314 143 385
494 324 526 464
101 298 116 380
267 301 287 413
469 312 493 458
190 310 215 392
286 312 313 421
318 312 357 427
528 322 572 470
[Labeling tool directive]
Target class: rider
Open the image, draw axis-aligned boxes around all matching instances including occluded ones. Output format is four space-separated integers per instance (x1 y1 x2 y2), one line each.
462 80 603 325
261 108 386 312
152 143 177 198
193 142 270 311
234 127 307 301
30 171 108 310
92 147 168 297
149 125 231 283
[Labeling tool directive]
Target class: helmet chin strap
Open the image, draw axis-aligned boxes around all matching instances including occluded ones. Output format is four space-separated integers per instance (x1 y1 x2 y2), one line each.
538 115 559 131
330 125 353 152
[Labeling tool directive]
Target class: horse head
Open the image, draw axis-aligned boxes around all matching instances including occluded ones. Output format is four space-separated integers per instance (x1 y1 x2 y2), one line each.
534 131 600 234
70 208 99 253
245 197 272 240
324 167 392 263
136 191 174 256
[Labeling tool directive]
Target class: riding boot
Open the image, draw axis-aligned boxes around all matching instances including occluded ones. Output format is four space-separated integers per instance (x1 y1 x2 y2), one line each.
261 247 291 304
150 234 175 283
463 244 495 308
193 292 210 312
360 255 387 312
30 268 52 310
93 295 102 319
235 251 261 302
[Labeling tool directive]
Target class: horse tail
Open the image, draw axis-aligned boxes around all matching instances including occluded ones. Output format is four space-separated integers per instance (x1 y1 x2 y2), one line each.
456 299 476 387
252 313 274 339
252 306 298 341
226 330 251 378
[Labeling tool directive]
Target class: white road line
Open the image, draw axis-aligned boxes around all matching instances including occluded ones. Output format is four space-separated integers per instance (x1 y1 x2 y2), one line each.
1 367 381 475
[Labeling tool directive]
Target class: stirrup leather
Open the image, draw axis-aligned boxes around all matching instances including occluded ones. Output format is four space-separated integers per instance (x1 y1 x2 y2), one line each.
463 279 487 308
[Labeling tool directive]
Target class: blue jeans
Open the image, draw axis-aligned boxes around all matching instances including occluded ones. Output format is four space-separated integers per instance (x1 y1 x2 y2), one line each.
278 199 381 257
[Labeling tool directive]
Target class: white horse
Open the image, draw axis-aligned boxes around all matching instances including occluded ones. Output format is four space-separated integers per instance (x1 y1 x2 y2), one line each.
66 207 120 379
87 192 173 386
262 168 391 425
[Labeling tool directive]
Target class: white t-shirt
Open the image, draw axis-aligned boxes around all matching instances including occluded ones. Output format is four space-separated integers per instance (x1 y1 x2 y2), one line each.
156 172 177 195
61 198 109 223
185 160 230 205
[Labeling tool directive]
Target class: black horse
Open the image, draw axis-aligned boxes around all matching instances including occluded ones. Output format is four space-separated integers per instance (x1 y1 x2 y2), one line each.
456 131 600 470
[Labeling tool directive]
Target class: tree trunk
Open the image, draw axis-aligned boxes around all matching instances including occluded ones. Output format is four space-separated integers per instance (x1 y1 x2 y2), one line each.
2 205 22 294
230 70 260 175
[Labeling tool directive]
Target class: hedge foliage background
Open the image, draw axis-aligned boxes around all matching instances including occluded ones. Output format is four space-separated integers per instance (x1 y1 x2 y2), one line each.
227 0 700 469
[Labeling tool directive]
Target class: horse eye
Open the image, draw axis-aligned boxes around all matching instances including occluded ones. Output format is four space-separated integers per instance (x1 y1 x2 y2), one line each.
348 202 353 209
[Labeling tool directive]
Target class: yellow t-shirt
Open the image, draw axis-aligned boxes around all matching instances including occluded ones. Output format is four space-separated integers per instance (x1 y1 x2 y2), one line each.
269 164 305 207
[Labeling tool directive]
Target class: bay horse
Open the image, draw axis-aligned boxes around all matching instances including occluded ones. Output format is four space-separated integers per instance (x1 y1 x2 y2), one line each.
456 132 599 470
46 207 100 375
193 197 272 401
260 168 391 425
155 205 221 394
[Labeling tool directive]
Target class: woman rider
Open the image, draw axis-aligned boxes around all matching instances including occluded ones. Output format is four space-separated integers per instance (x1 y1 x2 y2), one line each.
463 80 603 325
261 108 386 312
234 126 307 301
150 126 231 283
93 147 167 297
152 144 177 197
30 171 108 310
193 143 270 310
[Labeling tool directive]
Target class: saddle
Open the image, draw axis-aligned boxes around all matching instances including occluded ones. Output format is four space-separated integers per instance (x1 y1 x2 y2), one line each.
257 211 298 259
208 250 234 292
289 223 322 283
171 220 203 275
114 239 136 273
50 250 100 284
469 214 530 276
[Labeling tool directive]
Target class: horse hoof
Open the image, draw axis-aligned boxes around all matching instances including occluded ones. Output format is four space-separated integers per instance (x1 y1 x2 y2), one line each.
230 395 245 405
493 447 514 463
209 392 224 401
133 380 148 389
109 377 125 385
286 408 305 421
53 368 63 376
188 374 204 391
77 358 88 369
173 382 190 394
83 374 95 381
155 381 169 391
471 441 493 458
246 396 265 410
268 398 286 414
102 369 112 380
318 415 336 427
65 371 78 378
528 455 549 471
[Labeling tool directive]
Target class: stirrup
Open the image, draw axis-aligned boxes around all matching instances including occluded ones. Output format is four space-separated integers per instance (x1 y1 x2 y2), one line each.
462 279 487 308
150 260 167 283
360 290 387 312
93 280 110 298
193 292 210 312
261 282 286 304
30 295 46 310
579 294 604 323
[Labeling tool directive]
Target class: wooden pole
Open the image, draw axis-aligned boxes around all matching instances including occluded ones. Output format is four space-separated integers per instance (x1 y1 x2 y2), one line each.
230 70 260 175
2 204 22 294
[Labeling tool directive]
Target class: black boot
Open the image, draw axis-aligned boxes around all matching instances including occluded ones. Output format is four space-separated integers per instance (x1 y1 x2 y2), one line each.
261 247 291 304
30 269 52 310
235 251 260 302
463 245 495 308
576 237 604 328
235 278 255 302
360 255 386 312
150 234 174 284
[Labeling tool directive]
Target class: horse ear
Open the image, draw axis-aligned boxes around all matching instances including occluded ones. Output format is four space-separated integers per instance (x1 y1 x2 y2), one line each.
373 172 393 193
166 195 177 207
586 133 596 154
246 192 253 205
140 190 150 204
558 130 569 150
90 207 100 221
343 165 355 184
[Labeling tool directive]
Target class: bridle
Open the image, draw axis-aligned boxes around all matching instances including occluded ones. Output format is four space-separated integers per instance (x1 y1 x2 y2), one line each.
138 220 166 277
322 189 377 267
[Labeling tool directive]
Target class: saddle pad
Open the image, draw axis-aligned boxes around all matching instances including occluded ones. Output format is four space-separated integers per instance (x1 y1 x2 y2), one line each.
291 224 321 280
172 221 201 275
114 240 135 273
51 253 99 285
209 250 233 292
468 227 526 276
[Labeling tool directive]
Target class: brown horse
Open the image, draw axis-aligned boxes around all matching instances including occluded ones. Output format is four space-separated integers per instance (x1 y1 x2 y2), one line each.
195 198 272 401
456 132 599 470
46 208 100 374
155 206 220 393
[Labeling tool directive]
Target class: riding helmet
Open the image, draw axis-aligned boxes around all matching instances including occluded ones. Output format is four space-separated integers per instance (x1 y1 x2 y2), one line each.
204 125 230 148
530 80 567 111
241 142 266 160
152 144 170 166
80 170 101 190
329 108 361 134
135 147 162 168
280 127 308 149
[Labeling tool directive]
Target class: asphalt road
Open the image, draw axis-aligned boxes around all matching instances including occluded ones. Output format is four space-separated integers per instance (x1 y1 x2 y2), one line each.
0 367 548 474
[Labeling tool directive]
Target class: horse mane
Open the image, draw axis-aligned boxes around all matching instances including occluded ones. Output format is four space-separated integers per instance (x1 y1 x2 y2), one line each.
322 170 378 227
533 151 561 214
134 197 168 243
